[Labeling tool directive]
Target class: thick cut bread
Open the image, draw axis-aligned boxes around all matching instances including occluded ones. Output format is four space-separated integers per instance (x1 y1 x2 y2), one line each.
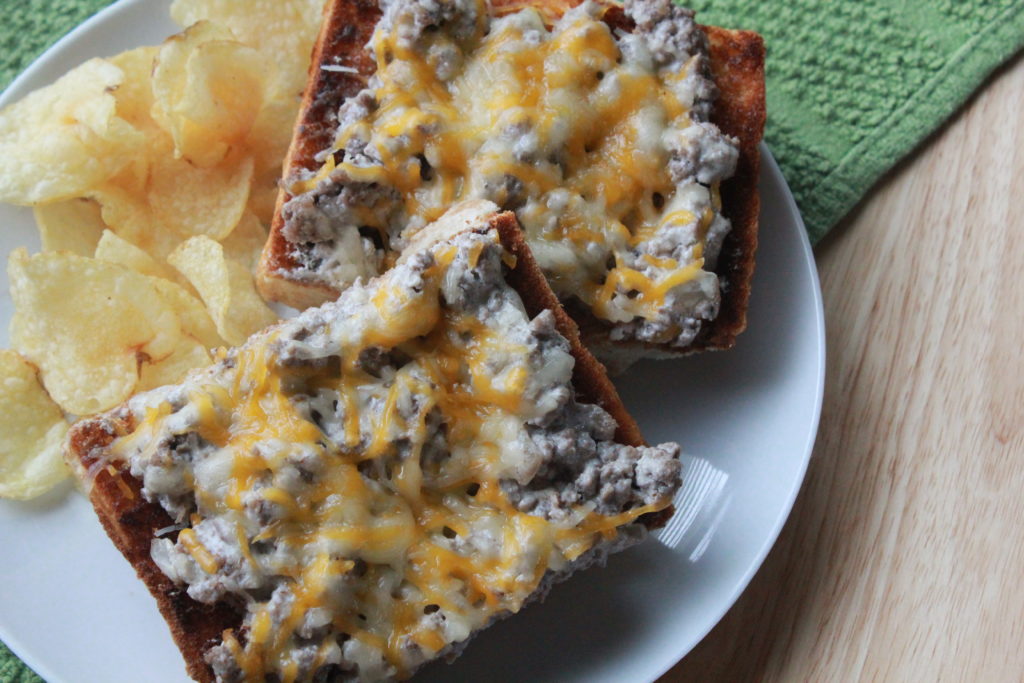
257 0 766 363
68 414 239 683
67 205 674 682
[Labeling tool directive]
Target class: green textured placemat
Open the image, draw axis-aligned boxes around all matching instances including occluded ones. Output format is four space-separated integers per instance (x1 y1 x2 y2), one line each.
2 1 1023 680
0 638 42 683
689 0 1024 241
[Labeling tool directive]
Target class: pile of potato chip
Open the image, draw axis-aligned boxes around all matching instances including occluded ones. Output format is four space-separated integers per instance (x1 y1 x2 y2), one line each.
0 0 327 499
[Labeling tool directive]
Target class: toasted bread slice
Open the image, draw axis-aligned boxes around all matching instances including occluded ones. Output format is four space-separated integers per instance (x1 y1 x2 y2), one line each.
257 0 766 366
68 201 680 681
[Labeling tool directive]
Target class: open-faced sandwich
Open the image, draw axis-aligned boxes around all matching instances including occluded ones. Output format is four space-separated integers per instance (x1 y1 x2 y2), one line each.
258 0 765 368
0 0 767 678
67 201 682 681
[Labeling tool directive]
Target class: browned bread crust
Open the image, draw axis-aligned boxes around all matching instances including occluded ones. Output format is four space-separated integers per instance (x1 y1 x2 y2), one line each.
67 414 236 683
257 0 766 358
693 25 764 351
489 211 644 449
257 0 380 311
68 209 668 682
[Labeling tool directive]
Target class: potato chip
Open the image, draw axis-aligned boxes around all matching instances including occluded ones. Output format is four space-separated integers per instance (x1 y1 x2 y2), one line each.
221 211 268 270
171 0 321 182
170 0 327 92
174 40 268 167
168 236 278 346
0 59 144 204
152 22 266 167
94 151 253 260
94 145 154 199
102 46 176 197
108 46 160 132
137 336 211 392
0 351 70 500
151 21 234 130
148 154 254 240
247 167 283 226
105 46 169 189
95 229 176 280
242 95 300 227
149 278 225 349
8 249 181 415
92 184 184 263
34 198 107 256
248 90 303 175
94 231 225 348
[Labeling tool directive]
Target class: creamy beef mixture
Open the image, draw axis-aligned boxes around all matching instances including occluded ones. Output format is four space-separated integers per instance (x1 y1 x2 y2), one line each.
106 215 680 682
280 0 739 347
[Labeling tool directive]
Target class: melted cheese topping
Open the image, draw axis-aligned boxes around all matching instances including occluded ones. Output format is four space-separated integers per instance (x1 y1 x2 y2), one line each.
303 0 733 345
114 227 670 681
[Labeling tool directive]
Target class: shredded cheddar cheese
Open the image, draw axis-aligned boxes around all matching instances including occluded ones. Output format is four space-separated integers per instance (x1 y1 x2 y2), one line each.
112 223 679 681
286 0 737 348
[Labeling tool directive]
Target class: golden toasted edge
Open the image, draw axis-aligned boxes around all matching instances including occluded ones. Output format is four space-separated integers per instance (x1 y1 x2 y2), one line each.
489 213 644 449
256 0 381 308
71 210 671 682
66 415 237 683
703 26 765 349
258 0 767 359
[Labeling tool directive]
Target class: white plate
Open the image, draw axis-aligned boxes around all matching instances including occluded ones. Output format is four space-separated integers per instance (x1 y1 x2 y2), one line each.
0 1 825 681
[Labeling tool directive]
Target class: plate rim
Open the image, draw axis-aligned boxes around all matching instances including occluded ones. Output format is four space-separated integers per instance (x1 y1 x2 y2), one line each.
0 0 153 107
650 146 826 681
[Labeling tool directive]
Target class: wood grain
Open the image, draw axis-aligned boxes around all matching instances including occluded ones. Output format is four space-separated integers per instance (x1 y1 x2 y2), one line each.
661 51 1024 682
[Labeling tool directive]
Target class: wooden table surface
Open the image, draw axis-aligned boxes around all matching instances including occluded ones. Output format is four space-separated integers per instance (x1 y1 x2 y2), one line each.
662 50 1024 683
